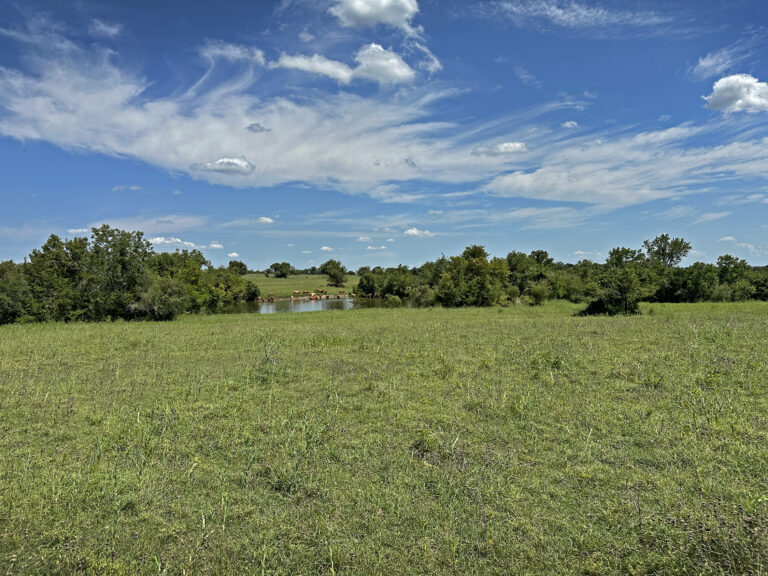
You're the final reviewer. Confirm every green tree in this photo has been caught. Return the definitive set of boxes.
[643,234,691,267]
[228,260,249,275]
[319,259,347,287]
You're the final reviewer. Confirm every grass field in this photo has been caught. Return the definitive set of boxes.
[1,302,767,574]
[244,274,359,298]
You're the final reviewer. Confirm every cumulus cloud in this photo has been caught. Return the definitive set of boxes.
[718,235,765,255]
[561,120,578,128]
[357,235,372,241]
[354,43,416,84]
[258,217,274,224]
[330,0,419,33]
[367,245,388,250]
[149,236,198,249]
[704,74,768,114]
[88,19,122,39]
[227,252,240,258]
[404,227,434,237]
[472,141,527,156]
[208,242,224,249]
[191,156,255,175]
[299,29,315,43]
[272,44,415,85]
[321,245,334,251]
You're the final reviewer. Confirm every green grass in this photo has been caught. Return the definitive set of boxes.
[244,273,359,298]
[1,302,767,574]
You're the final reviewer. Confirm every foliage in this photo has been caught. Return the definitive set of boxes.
[227,260,249,275]
[269,261,293,278]
[319,259,347,287]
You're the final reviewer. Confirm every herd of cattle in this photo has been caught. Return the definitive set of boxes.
[258,289,355,302]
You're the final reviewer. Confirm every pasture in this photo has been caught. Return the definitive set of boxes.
[1,302,767,574]
[244,273,359,298]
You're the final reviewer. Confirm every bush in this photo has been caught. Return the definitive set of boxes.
[410,285,436,307]
[731,279,755,301]
[710,283,732,302]
[383,294,402,308]
[132,276,187,321]
[527,282,549,306]
[507,285,521,301]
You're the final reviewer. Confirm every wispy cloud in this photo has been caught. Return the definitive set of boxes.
[691,38,757,80]
[514,65,541,88]
[693,211,731,224]
[471,1,674,34]
[88,19,122,39]
[67,227,90,235]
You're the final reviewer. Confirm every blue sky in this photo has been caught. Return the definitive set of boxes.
[1,0,767,269]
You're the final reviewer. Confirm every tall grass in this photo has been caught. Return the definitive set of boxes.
[1,302,766,574]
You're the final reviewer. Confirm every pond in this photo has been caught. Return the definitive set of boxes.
[224,297,414,315]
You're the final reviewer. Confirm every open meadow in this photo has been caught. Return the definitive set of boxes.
[1,302,767,574]
[244,274,359,299]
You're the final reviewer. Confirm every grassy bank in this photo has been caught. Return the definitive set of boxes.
[244,273,359,298]
[1,302,767,574]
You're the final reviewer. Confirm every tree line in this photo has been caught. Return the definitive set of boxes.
[2,230,767,325]
[0,226,259,324]
[352,234,767,314]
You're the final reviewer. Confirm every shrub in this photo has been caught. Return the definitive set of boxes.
[383,294,402,308]
[527,282,549,306]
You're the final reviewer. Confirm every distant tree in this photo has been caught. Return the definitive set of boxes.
[269,262,292,279]
[320,259,347,287]
[643,234,691,267]
[717,254,749,286]
[0,260,31,324]
[228,260,249,275]
[606,247,646,267]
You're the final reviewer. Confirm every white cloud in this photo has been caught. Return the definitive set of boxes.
[330,0,419,34]
[514,65,540,88]
[228,252,240,258]
[272,44,415,85]
[718,235,765,256]
[691,40,755,80]
[357,235,372,241]
[258,216,274,224]
[191,156,255,175]
[704,74,768,114]
[271,52,354,83]
[199,39,265,65]
[657,205,694,220]
[367,245,387,250]
[67,228,89,235]
[172,189,182,195]
[208,242,224,249]
[149,236,198,249]
[386,237,395,242]
[321,245,334,251]
[88,19,122,39]
[472,141,527,156]
[354,43,416,84]
[404,227,434,237]
[299,29,315,43]
[694,211,731,224]
[561,120,578,129]
[483,0,673,31]
[301,250,312,254]
[112,185,142,191]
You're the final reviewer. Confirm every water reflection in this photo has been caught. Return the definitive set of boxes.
[224,298,412,315]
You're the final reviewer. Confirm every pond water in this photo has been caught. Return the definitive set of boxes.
[224,298,414,315]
